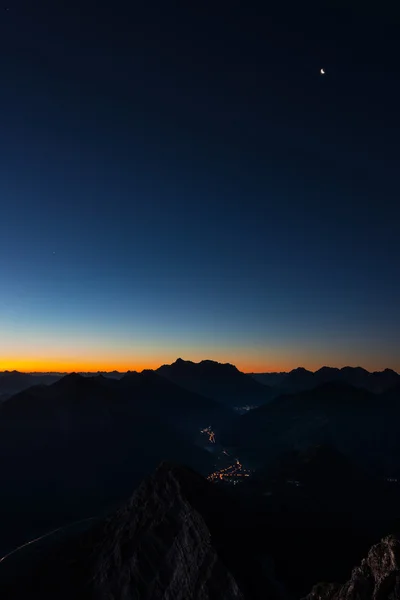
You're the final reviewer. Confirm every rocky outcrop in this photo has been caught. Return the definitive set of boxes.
[90,462,245,599]
[304,535,400,600]
[0,462,245,600]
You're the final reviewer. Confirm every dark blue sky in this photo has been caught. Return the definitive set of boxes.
[0,1,399,371]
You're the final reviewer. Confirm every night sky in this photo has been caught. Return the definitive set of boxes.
[0,2,399,372]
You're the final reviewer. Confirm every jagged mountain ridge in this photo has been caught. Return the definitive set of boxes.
[1,361,398,402]
[0,371,61,394]
[89,462,246,600]
[2,460,400,600]
[1,370,233,431]
[0,463,253,599]
[0,373,228,558]
[0,359,274,408]
[251,366,400,394]
[224,382,400,475]
[157,358,274,408]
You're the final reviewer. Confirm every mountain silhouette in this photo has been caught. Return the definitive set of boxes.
[3,460,400,600]
[0,463,284,600]
[251,366,400,395]
[0,374,220,558]
[1,363,398,401]
[280,367,315,390]
[0,371,61,395]
[157,358,273,408]
[225,382,400,476]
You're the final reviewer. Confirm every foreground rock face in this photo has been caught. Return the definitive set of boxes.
[304,535,400,600]
[0,462,244,600]
[91,462,244,600]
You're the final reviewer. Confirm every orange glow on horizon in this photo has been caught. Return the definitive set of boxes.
[0,356,300,374]
[0,354,397,374]
[0,358,159,374]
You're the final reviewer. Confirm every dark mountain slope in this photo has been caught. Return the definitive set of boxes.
[225,383,400,474]
[0,370,61,394]
[118,369,235,433]
[250,366,400,395]
[367,368,400,393]
[250,372,288,387]
[157,358,273,408]
[0,463,283,600]
[384,383,400,402]
[3,459,400,600]
[0,376,216,558]
[279,367,315,391]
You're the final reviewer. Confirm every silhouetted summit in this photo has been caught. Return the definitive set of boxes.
[265,367,315,393]
[167,358,240,376]
[89,462,246,600]
[52,372,86,388]
[158,358,273,408]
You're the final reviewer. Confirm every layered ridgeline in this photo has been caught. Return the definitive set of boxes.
[2,361,398,406]
[0,371,61,403]
[224,382,400,476]
[0,358,273,408]
[0,371,235,559]
[2,360,400,599]
[251,366,400,395]
[0,357,274,559]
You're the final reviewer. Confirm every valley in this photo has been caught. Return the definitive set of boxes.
[1,358,400,599]
[201,425,253,484]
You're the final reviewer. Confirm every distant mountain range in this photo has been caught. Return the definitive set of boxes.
[2,361,398,402]
[250,365,400,394]
[0,358,271,558]
[0,359,274,408]
[0,371,61,395]
[2,358,400,599]
[224,381,400,477]
[0,370,234,558]
[157,358,273,408]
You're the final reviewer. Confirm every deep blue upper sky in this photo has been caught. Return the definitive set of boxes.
[0,1,399,371]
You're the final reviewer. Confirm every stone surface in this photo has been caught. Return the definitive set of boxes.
[0,462,245,600]
[304,535,400,600]
[90,462,245,600]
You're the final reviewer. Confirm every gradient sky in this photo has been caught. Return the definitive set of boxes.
[0,2,399,373]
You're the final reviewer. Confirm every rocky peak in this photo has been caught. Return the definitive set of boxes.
[0,462,245,599]
[90,462,245,599]
[303,535,400,600]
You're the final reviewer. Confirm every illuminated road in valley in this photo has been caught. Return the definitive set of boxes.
[200,426,216,443]
[200,427,252,484]
[1,430,249,566]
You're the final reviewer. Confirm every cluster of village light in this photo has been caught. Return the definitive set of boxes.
[200,427,252,484]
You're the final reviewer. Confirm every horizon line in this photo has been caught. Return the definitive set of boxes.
[0,359,399,377]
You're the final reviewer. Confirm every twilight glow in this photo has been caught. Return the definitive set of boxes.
[0,5,399,374]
